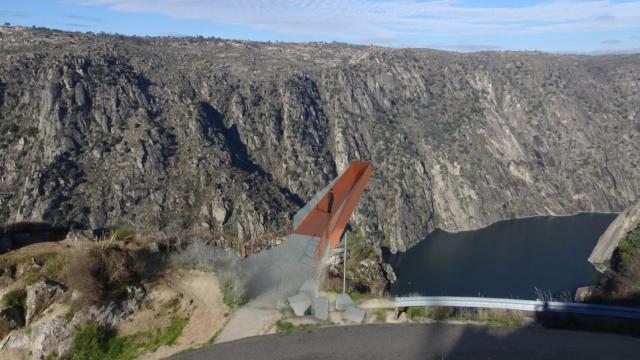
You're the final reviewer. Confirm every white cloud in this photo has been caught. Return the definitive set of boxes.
[66,0,640,43]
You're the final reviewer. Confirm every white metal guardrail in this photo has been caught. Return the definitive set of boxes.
[395,296,640,320]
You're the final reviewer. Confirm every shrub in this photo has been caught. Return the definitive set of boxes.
[222,289,241,308]
[349,291,367,302]
[106,228,135,242]
[218,270,247,307]
[403,306,528,327]
[349,243,376,264]
[407,307,426,320]
[68,321,111,360]
[65,246,144,304]
[67,317,188,360]
[65,248,107,304]
[345,230,376,262]
[371,308,388,323]
[275,320,296,333]
[616,226,640,283]
[425,306,457,320]
[171,238,218,270]
[134,317,188,352]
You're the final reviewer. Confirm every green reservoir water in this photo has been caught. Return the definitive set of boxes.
[385,213,617,299]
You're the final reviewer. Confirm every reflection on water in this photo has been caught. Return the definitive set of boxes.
[385,213,617,300]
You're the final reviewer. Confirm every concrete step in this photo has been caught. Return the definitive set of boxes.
[343,306,367,323]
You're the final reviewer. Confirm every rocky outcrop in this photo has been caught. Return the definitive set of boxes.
[0,306,24,339]
[70,297,141,329]
[1,27,640,252]
[0,330,30,353]
[328,246,391,295]
[122,284,146,315]
[574,286,595,302]
[350,259,388,297]
[24,279,64,324]
[381,263,397,284]
[589,198,640,273]
[30,316,73,359]
[1,283,146,359]
[0,266,15,288]
[1,315,75,360]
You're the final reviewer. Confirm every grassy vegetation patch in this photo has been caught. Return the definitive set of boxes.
[407,306,427,320]
[222,288,244,308]
[68,321,109,360]
[345,230,377,265]
[371,308,389,323]
[68,317,188,360]
[65,245,147,304]
[322,282,343,294]
[34,252,67,284]
[106,228,136,242]
[597,225,640,306]
[1,287,26,310]
[275,320,320,333]
[424,307,458,321]
[0,252,67,285]
[278,307,292,316]
[320,284,369,302]
[403,306,528,328]
[348,291,368,302]
[175,328,222,356]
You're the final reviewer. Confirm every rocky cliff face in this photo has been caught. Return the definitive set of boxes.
[1,27,640,252]
[589,198,640,273]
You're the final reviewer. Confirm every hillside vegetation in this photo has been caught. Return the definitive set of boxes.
[0,233,234,359]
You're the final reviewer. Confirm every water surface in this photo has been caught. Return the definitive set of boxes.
[385,213,617,299]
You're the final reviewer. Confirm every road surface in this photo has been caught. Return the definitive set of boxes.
[170,323,640,360]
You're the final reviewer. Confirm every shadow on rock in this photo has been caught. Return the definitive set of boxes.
[0,222,69,254]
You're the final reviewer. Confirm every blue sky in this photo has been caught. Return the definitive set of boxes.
[1,0,639,53]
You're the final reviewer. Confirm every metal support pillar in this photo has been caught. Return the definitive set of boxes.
[342,233,347,293]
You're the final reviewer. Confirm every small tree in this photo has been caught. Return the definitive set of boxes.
[3,22,11,28]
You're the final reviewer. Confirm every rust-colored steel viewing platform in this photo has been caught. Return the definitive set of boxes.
[292,160,372,260]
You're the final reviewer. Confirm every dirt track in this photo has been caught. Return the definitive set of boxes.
[139,270,229,359]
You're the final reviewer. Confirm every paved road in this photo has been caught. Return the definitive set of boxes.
[170,323,640,360]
